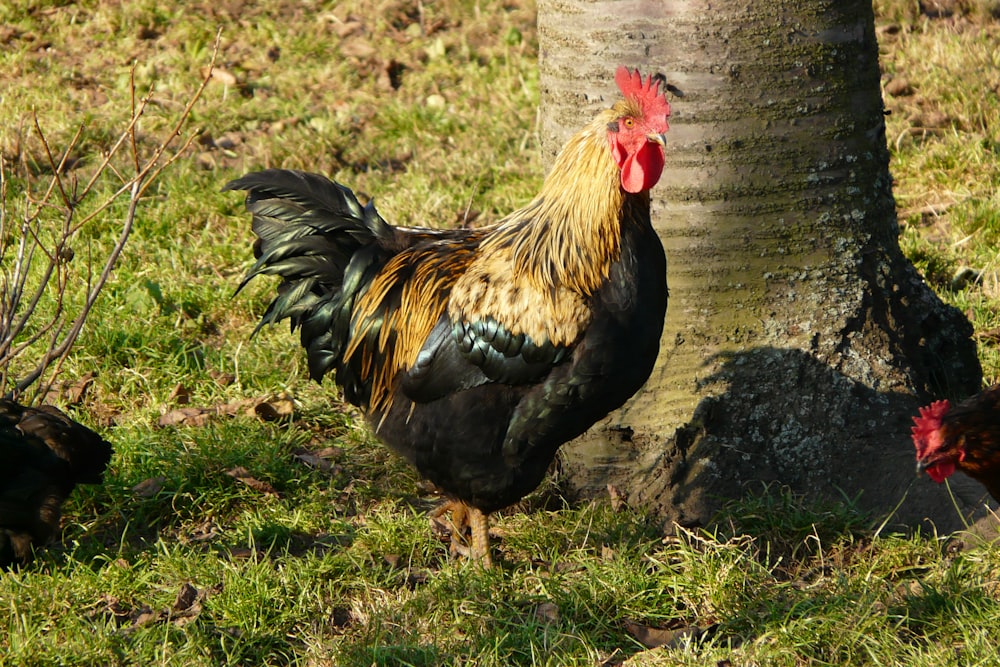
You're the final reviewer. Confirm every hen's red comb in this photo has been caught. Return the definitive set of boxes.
[911,399,950,457]
[615,67,671,119]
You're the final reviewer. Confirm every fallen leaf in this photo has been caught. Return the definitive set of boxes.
[66,372,96,405]
[225,466,278,496]
[173,583,199,612]
[333,19,364,38]
[228,546,259,560]
[194,151,217,170]
[158,406,211,427]
[340,37,376,60]
[88,594,132,625]
[267,116,301,134]
[884,77,913,97]
[131,605,161,627]
[43,371,95,405]
[222,399,256,416]
[624,620,705,649]
[406,569,430,589]
[169,583,203,626]
[132,476,166,498]
[314,446,342,459]
[208,370,236,386]
[214,132,243,150]
[294,452,333,472]
[182,520,220,543]
[607,483,626,511]
[254,397,294,421]
[208,67,238,86]
[535,601,560,624]
[169,383,191,404]
[156,398,261,427]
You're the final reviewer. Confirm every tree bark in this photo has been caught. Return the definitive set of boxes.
[538,0,989,532]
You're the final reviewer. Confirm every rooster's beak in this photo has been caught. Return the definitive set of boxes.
[647,132,667,147]
[916,459,928,475]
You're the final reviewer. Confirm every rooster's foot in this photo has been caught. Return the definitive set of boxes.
[429,500,493,568]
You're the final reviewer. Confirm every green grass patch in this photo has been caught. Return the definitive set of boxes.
[3,0,1000,665]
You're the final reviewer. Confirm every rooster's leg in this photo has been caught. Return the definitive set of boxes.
[467,506,492,569]
[430,499,470,557]
[429,500,492,567]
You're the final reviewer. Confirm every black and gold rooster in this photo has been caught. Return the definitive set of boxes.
[227,67,671,566]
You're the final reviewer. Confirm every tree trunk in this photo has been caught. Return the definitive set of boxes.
[538,0,989,532]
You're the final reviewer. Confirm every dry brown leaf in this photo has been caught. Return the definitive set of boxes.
[95,584,214,631]
[66,371,95,405]
[254,397,294,421]
[340,37,376,60]
[333,19,365,38]
[294,452,334,472]
[132,476,166,498]
[182,520,220,543]
[173,583,198,612]
[208,369,236,386]
[158,406,211,427]
[314,446,342,459]
[607,483,626,511]
[208,67,237,86]
[535,601,560,624]
[43,371,95,405]
[228,546,259,559]
[623,620,704,649]
[131,605,160,627]
[87,594,132,625]
[168,383,191,404]
[157,398,259,427]
[220,399,255,416]
[225,466,278,496]
[168,583,203,626]
[884,77,913,97]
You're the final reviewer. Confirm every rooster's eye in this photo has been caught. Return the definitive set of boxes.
[622,118,635,129]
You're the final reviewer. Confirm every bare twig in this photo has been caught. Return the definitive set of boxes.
[0,29,223,402]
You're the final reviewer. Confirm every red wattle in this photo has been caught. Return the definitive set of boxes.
[925,460,956,483]
[621,141,665,193]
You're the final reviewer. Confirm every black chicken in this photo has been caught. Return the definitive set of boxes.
[0,399,112,568]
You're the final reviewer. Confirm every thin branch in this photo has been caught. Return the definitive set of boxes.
[1,29,223,402]
[17,179,143,399]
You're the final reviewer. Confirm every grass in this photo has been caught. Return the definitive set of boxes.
[2,0,1000,665]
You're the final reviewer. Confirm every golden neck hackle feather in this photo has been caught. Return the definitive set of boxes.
[348,100,640,415]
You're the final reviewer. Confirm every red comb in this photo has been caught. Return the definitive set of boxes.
[614,67,671,119]
[911,399,950,458]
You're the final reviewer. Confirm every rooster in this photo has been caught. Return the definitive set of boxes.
[226,67,670,566]
[0,399,113,568]
[912,385,1000,502]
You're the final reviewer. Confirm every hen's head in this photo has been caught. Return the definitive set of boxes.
[608,67,671,194]
[912,399,961,482]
